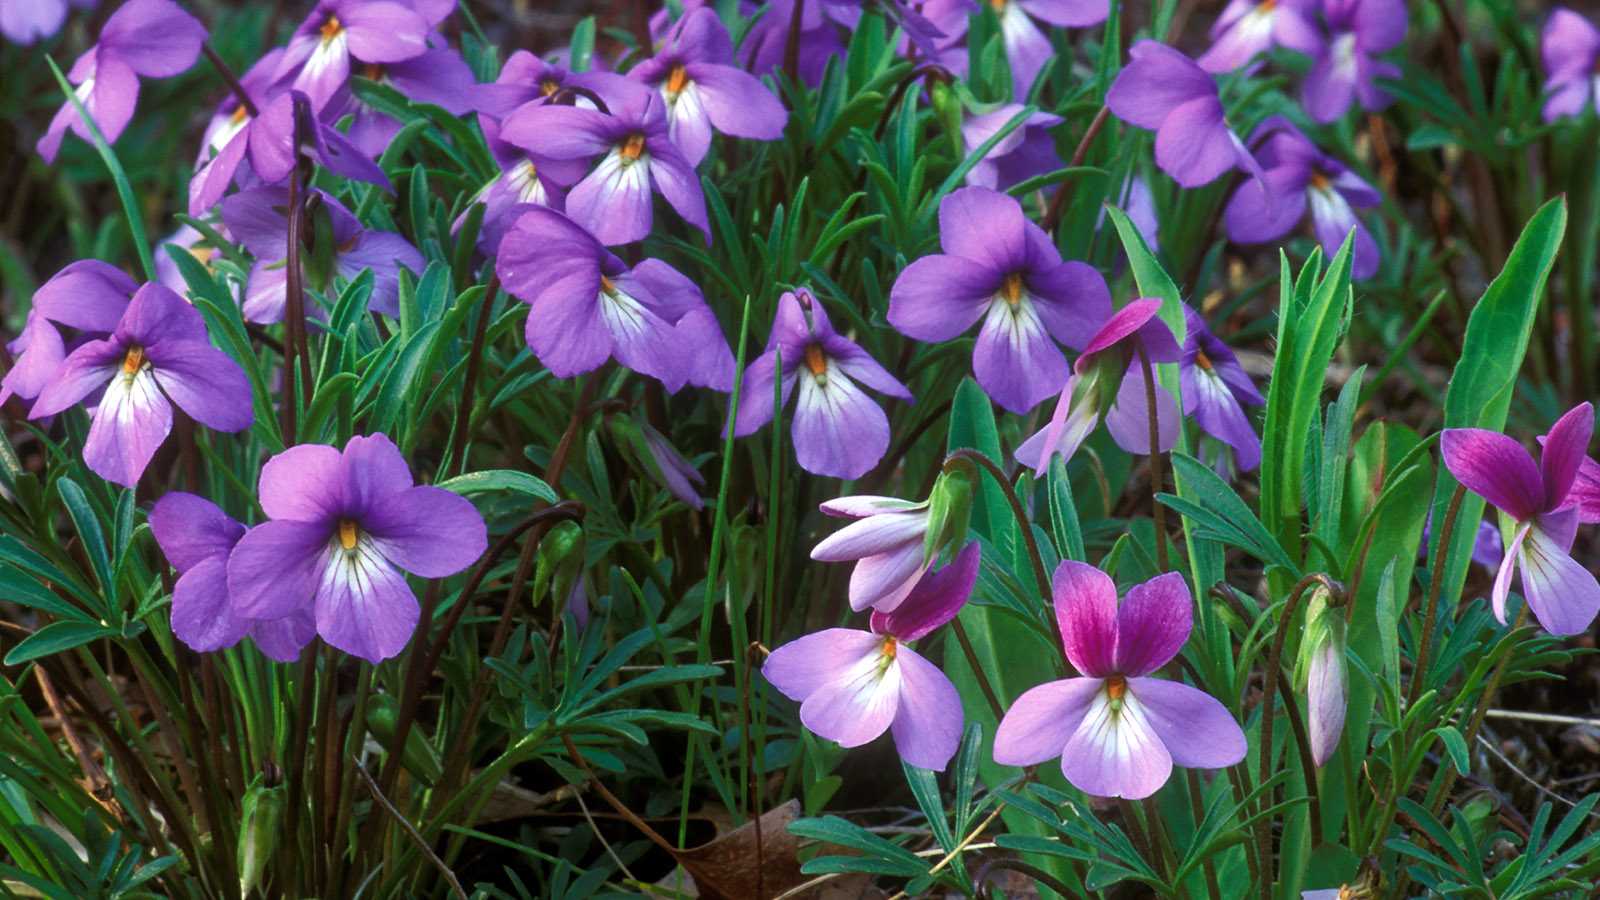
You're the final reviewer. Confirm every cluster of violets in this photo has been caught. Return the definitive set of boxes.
[7,0,1600,803]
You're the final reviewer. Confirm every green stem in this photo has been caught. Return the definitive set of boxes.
[1407,483,1467,710]
[945,448,1051,605]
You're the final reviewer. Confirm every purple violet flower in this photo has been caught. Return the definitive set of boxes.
[494,207,693,389]
[37,0,207,163]
[332,49,476,157]
[734,288,913,480]
[987,0,1109,98]
[1106,40,1267,189]
[629,8,788,166]
[1440,403,1600,635]
[221,185,423,321]
[1,260,135,408]
[812,495,933,612]
[1298,0,1406,123]
[189,89,390,217]
[962,104,1064,191]
[1179,305,1264,471]
[269,0,431,112]
[1197,0,1320,74]
[1,0,93,44]
[1541,9,1600,122]
[149,492,316,661]
[196,47,285,168]
[500,77,710,246]
[992,562,1247,798]
[889,187,1109,414]
[225,433,488,663]
[29,283,254,488]
[763,542,979,771]
[1015,298,1182,473]
[739,0,845,88]
[1224,117,1382,279]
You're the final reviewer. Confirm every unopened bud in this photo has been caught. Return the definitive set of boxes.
[366,693,442,785]
[536,520,586,611]
[1298,586,1347,767]
[238,776,284,897]
[924,466,973,564]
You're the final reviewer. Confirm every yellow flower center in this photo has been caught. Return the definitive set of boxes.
[541,78,560,96]
[600,275,616,295]
[122,346,146,374]
[338,518,359,550]
[620,133,647,160]
[1000,272,1024,306]
[667,63,690,95]
[230,104,249,124]
[319,14,342,42]
[1309,169,1333,191]
[1106,673,1127,700]
[803,343,828,376]
[1196,348,1213,371]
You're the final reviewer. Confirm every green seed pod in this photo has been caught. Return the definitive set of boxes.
[365,692,442,785]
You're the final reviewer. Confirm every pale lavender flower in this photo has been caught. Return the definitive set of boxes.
[962,104,1063,190]
[993,563,1246,798]
[37,0,207,162]
[1441,403,1600,635]
[333,48,476,157]
[987,0,1108,97]
[225,433,488,663]
[1,260,135,408]
[29,283,253,487]
[1541,9,1600,122]
[0,0,93,44]
[763,543,979,771]
[733,288,912,480]
[1298,0,1406,123]
[889,187,1109,414]
[1197,0,1320,74]
[270,0,431,112]
[812,496,931,613]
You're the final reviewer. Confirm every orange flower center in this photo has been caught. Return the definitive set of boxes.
[803,343,828,376]
[1196,348,1213,371]
[621,133,647,160]
[540,78,560,96]
[231,104,249,124]
[319,14,343,42]
[600,275,616,295]
[1000,272,1024,305]
[1261,0,1277,10]
[667,63,690,95]
[1309,169,1332,191]
[338,518,359,550]
[881,637,898,658]
[363,62,383,81]
[1106,673,1127,700]
[122,346,146,374]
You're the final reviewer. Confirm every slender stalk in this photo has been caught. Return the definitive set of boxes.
[782,0,806,85]
[951,618,1006,721]
[1275,671,1323,846]
[448,275,498,476]
[280,163,303,447]
[1407,483,1467,710]
[1117,797,1157,873]
[201,42,259,118]
[1186,769,1223,900]
[1136,342,1170,570]
[353,759,469,900]
[1430,603,1531,820]
[1041,105,1110,236]
[945,448,1052,605]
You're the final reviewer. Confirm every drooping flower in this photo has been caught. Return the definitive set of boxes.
[220,185,423,321]
[810,469,973,613]
[1179,305,1264,471]
[494,207,691,389]
[149,492,316,661]
[733,288,912,480]
[628,7,788,166]
[889,187,1109,414]
[1,260,135,408]
[993,562,1247,798]
[225,433,488,663]
[763,542,979,771]
[37,0,207,162]
[1540,9,1600,122]
[961,104,1064,191]
[1297,0,1407,123]
[269,0,431,112]
[29,283,253,487]
[1223,117,1382,279]
[1197,0,1320,74]
[1015,298,1182,473]
[629,257,735,392]
[500,77,710,245]
[606,412,708,510]
[189,89,390,217]
[1106,40,1267,188]
[1440,403,1600,636]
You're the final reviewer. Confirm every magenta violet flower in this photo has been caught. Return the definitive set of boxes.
[269,0,431,112]
[628,7,788,166]
[225,433,488,664]
[494,207,693,389]
[733,288,913,480]
[29,282,253,488]
[1106,40,1267,189]
[1440,403,1600,636]
[763,542,979,771]
[37,0,207,163]
[1298,0,1406,123]
[2,260,135,408]
[1180,305,1264,471]
[889,187,1109,415]
[500,77,710,246]
[1197,0,1320,74]
[962,104,1064,191]
[1224,117,1382,279]
[1541,9,1600,122]
[221,185,423,321]
[149,492,316,662]
[992,562,1247,798]
[189,89,390,217]
[1015,298,1182,473]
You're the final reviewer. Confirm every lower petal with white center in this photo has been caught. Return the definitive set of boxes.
[798,637,903,749]
[314,537,421,664]
[84,366,173,488]
[1059,684,1174,799]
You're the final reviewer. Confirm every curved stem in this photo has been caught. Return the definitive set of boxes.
[950,617,1006,721]
[1407,483,1467,710]
[945,448,1051,605]
[1041,105,1109,236]
[1136,341,1170,571]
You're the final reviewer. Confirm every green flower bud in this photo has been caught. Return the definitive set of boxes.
[924,465,974,564]
[238,773,284,897]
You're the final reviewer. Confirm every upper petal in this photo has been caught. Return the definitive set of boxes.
[1052,560,1119,677]
[1440,428,1544,521]
[1112,572,1193,675]
[1106,40,1216,130]
[873,542,981,642]
[149,491,245,573]
[259,443,345,522]
[1540,402,1595,510]
[936,186,1029,275]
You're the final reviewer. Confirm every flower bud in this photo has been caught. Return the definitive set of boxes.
[536,520,585,612]
[238,774,284,897]
[923,465,973,564]
[1297,585,1347,767]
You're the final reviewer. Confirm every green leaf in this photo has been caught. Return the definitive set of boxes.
[57,479,112,602]
[4,621,119,665]
[1160,453,1296,574]
[436,469,559,502]
[1429,725,1471,775]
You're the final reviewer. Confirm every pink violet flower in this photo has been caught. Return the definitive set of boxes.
[37,0,207,163]
[628,7,789,167]
[225,433,488,664]
[733,288,913,481]
[29,282,253,488]
[149,492,317,662]
[762,542,980,771]
[888,187,1110,415]
[993,562,1246,798]
[811,494,939,613]
[1440,403,1600,636]
[1541,8,1600,122]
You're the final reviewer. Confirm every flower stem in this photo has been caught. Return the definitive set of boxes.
[951,616,1006,721]
[782,0,806,86]
[1041,105,1109,236]
[944,448,1051,605]
[1136,341,1170,571]
[1406,483,1467,710]
[200,42,258,118]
